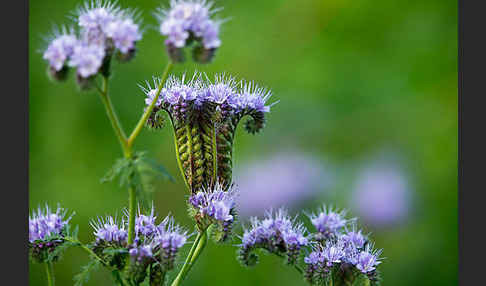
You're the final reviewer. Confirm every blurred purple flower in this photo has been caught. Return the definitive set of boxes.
[351,161,412,228]
[234,152,332,218]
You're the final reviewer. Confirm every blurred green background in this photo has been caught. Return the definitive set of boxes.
[29,0,457,285]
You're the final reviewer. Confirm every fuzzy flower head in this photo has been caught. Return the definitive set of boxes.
[156,0,223,63]
[309,206,350,239]
[29,204,74,263]
[43,28,78,72]
[189,183,237,222]
[322,240,346,267]
[42,0,143,84]
[105,17,142,54]
[238,208,308,266]
[154,216,188,270]
[134,205,158,238]
[355,245,382,274]
[340,228,367,250]
[129,243,154,262]
[143,73,275,134]
[69,43,106,78]
[77,0,121,46]
[90,215,128,245]
[29,204,72,242]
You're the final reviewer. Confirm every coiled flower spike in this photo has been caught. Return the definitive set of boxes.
[142,72,275,193]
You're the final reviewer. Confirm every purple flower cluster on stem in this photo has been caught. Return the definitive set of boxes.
[143,73,274,133]
[43,0,142,83]
[309,206,350,241]
[156,0,222,63]
[29,204,74,263]
[238,208,308,266]
[304,206,382,285]
[188,183,237,242]
[90,206,188,279]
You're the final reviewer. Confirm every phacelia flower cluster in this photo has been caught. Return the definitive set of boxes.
[29,204,74,263]
[188,183,237,242]
[90,206,188,285]
[156,0,223,63]
[238,208,309,266]
[143,73,274,192]
[309,206,351,241]
[144,73,273,132]
[43,0,142,87]
[304,206,382,285]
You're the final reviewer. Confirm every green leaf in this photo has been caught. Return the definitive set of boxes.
[74,259,101,286]
[136,155,175,182]
[47,240,78,262]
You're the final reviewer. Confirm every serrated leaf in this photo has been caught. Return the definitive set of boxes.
[137,156,175,182]
[47,240,77,262]
[74,259,101,286]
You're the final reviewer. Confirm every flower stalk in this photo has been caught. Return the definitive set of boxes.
[170,230,208,286]
[95,61,173,249]
[45,262,55,286]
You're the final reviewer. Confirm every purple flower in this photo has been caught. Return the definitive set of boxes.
[238,81,273,113]
[129,244,154,262]
[154,216,188,270]
[355,246,382,273]
[43,31,78,71]
[238,208,308,266]
[234,152,330,217]
[156,0,222,49]
[77,1,142,53]
[160,17,189,48]
[351,161,412,228]
[340,229,366,249]
[309,206,350,238]
[78,1,119,30]
[205,74,237,104]
[304,251,324,265]
[322,241,346,267]
[189,184,237,223]
[90,216,127,244]
[77,1,120,46]
[134,206,158,237]
[69,43,105,78]
[201,20,221,48]
[105,18,142,53]
[29,204,72,242]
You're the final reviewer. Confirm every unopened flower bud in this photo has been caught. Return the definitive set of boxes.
[192,45,216,64]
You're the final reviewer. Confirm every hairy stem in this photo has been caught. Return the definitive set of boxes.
[98,76,130,157]
[45,261,55,286]
[128,61,173,147]
[170,230,208,286]
[64,237,110,268]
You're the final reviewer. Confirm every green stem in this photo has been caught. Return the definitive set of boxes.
[127,61,173,147]
[64,237,110,268]
[98,76,130,157]
[170,230,208,286]
[45,262,55,286]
